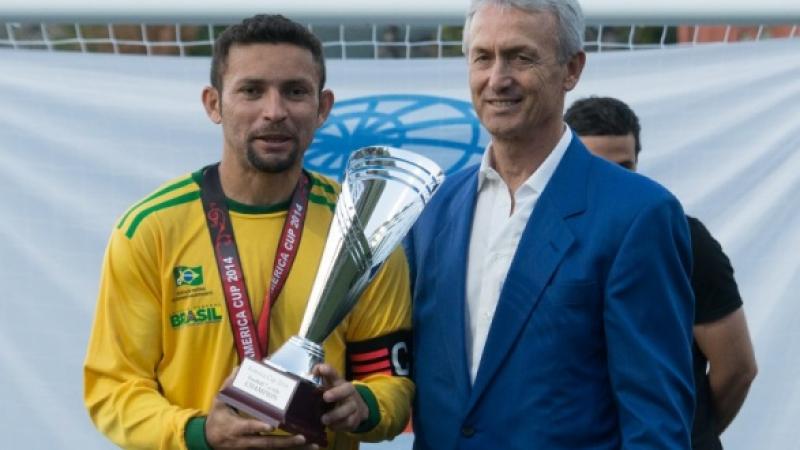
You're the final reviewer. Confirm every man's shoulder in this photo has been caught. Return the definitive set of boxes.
[446,164,480,183]
[416,164,477,218]
[687,219,743,322]
[114,170,202,240]
[306,171,341,193]
[305,170,340,213]
[686,216,728,258]
[558,138,678,213]
[587,154,680,215]
[430,164,478,201]
[404,165,477,248]
[686,215,710,240]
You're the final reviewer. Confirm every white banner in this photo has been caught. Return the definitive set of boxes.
[1,38,798,449]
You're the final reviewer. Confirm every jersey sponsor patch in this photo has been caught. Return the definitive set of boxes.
[346,329,412,380]
[170,305,223,328]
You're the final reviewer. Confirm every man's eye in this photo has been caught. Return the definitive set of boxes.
[514,54,534,64]
[240,86,260,97]
[286,86,311,98]
[471,54,491,66]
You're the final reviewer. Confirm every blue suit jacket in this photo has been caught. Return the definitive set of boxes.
[405,136,695,450]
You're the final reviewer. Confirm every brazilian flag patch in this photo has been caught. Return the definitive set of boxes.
[174,266,204,286]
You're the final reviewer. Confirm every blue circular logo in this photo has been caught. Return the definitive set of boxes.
[307,94,488,178]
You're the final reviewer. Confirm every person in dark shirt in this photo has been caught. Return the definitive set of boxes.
[565,96,758,450]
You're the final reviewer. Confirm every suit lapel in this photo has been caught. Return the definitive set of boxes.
[466,138,590,410]
[430,170,479,399]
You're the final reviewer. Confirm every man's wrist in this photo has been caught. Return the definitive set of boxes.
[185,416,213,450]
[352,384,381,433]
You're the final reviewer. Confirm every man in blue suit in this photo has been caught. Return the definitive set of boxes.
[404,1,696,449]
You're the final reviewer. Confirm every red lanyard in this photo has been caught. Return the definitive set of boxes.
[200,164,309,361]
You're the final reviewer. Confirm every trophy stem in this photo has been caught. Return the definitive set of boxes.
[268,336,325,384]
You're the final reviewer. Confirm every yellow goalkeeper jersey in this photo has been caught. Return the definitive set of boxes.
[84,168,413,450]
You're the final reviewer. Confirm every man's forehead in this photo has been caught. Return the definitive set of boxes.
[227,42,314,62]
[224,43,319,82]
[468,6,558,48]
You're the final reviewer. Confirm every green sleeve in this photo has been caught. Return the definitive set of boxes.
[185,417,212,450]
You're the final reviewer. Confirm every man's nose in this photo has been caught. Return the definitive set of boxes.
[261,89,288,122]
[487,60,513,92]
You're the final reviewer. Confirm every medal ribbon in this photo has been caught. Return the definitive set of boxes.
[200,163,309,361]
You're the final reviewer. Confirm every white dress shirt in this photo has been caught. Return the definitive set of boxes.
[465,127,572,383]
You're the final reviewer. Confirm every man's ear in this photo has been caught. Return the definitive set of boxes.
[316,89,335,127]
[563,50,586,92]
[202,86,222,124]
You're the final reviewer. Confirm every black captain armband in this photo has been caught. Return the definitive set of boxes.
[346,329,412,380]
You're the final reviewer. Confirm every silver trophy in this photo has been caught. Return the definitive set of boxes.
[219,146,444,445]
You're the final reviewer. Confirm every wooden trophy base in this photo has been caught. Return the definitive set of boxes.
[218,358,329,447]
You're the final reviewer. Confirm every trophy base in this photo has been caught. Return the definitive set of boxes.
[219,358,330,447]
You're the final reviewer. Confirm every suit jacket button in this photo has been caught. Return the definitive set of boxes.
[461,426,476,437]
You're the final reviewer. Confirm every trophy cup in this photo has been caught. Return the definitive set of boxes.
[218,146,444,446]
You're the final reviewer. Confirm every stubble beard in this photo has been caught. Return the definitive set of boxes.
[245,139,300,174]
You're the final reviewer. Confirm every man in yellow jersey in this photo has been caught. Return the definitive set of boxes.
[84,14,413,450]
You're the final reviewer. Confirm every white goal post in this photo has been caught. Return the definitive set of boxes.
[1,0,798,57]
[1,0,800,24]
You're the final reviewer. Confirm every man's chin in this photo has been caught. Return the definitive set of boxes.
[246,149,298,174]
[485,126,526,142]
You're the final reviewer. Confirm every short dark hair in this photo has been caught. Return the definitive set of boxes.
[564,96,641,155]
[210,14,326,91]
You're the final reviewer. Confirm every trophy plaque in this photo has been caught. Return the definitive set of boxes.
[219,146,444,446]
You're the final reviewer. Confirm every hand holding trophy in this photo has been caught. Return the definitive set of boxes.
[218,146,444,446]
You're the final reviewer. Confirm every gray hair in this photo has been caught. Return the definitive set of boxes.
[462,0,585,63]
